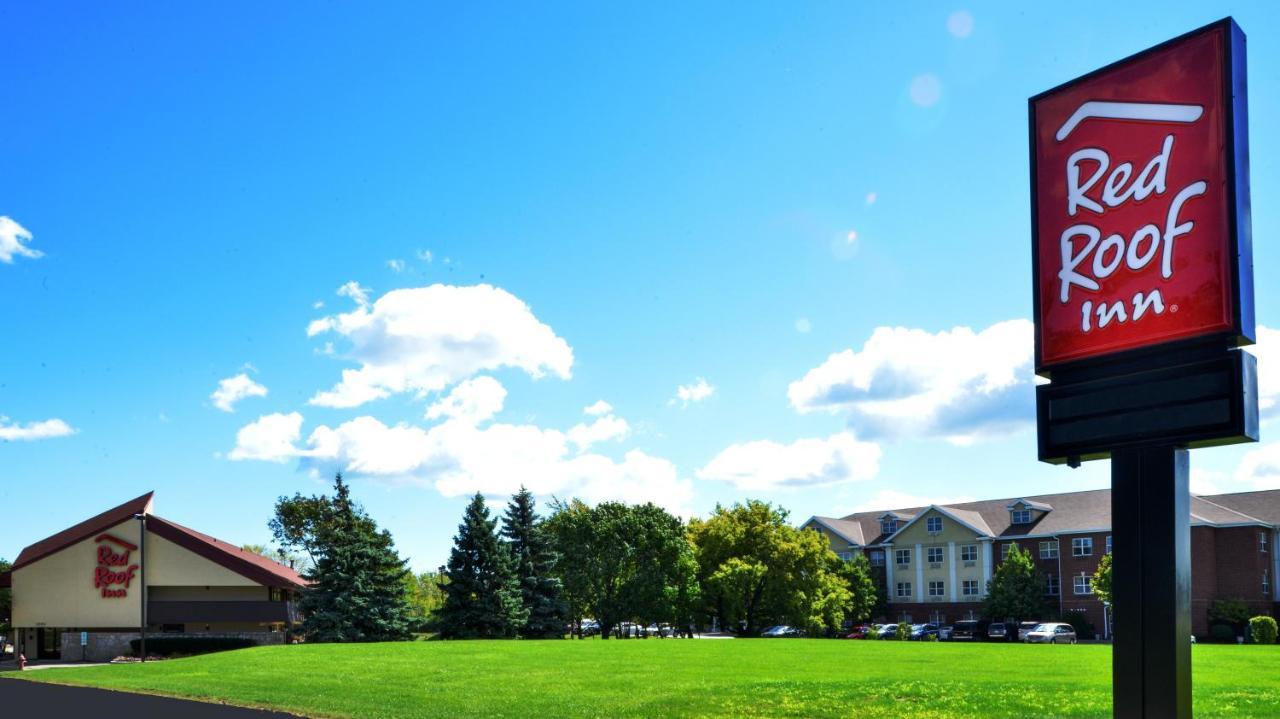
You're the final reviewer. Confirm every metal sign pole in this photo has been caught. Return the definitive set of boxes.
[1110,446,1191,719]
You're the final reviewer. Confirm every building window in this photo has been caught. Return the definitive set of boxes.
[896,548,912,567]
[926,516,943,533]
[927,546,944,564]
[882,519,898,536]
[1040,540,1059,559]
[270,587,285,602]
[960,544,978,562]
[1012,508,1032,524]
[899,613,913,623]
[1074,573,1094,595]
[1001,543,1015,561]
[868,550,885,567]
[896,582,913,598]
[962,579,979,596]
[930,611,944,624]
[963,610,978,621]
[1265,571,1271,599]
[837,551,853,561]
[928,581,945,597]
[1262,532,1270,554]
[1106,535,1112,554]
[1072,537,1093,557]
[1046,574,1060,596]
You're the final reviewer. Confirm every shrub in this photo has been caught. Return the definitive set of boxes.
[1249,616,1278,645]
[895,621,911,641]
[1209,624,1237,643]
[1208,599,1251,633]
[923,633,939,642]
[129,637,258,657]
[1059,612,1096,640]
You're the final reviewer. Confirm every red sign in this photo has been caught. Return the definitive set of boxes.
[1031,20,1253,371]
[93,533,139,599]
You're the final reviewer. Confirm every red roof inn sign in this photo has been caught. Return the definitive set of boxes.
[93,533,139,598]
[1031,19,1258,466]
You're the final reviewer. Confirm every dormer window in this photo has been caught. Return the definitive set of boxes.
[926,516,943,533]
[882,518,898,535]
[1012,508,1032,524]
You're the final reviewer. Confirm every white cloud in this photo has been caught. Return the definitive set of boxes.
[697,432,882,491]
[1235,443,1280,489]
[336,281,372,308]
[865,192,878,205]
[0,216,42,264]
[795,318,812,334]
[851,489,977,513]
[567,414,630,451]
[788,319,1033,444]
[417,249,434,263]
[232,412,691,513]
[1190,468,1225,495]
[947,10,974,38]
[313,300,325,310]
[672,378,715,407]
[228,412,303,462]
[909,74,942,107]
[583,400,613,416]
[0,417,76,441]
[387,259,406,273]
[210,373,269,412]
[425,376,507,425]
[1246,325,1279,418]
[307,283,573,409]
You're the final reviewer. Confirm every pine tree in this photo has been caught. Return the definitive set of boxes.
[298,474,415,642]
[438,493,527,638]
[501,487,567,638]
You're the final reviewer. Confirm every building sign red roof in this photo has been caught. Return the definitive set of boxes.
[1030,20,1253,371]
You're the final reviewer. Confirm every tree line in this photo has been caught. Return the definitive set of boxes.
[272,475,881,641]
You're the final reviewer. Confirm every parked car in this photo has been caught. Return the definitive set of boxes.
[986,622,1010,641]
[950,619,990,640]
[877,623,901,639]
[939,625,954,641]
[1024,622,1078,644]
[761,625,804,638]
[844,624,873,639]
[910,623,940,640]
[1018,621,1043,641]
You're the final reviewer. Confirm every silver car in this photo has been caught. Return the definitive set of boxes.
[1024,622,1077,644]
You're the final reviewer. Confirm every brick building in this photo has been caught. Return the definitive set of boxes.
[803,488,1279,638]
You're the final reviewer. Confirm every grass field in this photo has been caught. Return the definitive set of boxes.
[9,640,1280,718]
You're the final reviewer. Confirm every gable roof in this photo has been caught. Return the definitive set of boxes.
[1008,498,1053,512]
[832,487,1280,541]
[12,492,154,570]
[804,516,865,546]
[6,492,305,590]
[884,504,995,542]
[147,515,306,589]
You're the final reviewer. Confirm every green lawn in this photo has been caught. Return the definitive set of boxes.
[9,640,1280,718]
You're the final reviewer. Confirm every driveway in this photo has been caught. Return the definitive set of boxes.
[0,679,301,717]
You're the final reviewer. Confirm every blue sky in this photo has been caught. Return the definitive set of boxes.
[3,2,1279,572]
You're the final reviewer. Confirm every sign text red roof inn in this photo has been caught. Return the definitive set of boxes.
[1030,19,1254,373]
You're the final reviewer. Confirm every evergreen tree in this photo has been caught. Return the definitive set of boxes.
[501,487,567,638]
[298,474,415,642]
[984,545,1047,628]
[438,493,527,638]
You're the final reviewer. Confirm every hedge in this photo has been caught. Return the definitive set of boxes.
[1209,624,1237,643]
[1250,616,1278,645]
[129,636,258,657]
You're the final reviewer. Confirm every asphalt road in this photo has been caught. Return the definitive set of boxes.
[0,679,302,717]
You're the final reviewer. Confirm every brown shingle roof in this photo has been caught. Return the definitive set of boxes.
[147,515,306,589]
[12,492,154,570]
[7,492,305,590]
[831,487,1280,542]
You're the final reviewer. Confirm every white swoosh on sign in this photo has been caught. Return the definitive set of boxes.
[1055,101,1203,141]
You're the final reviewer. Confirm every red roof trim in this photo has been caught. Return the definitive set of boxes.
[13,492,153,570]
[146,515,306,590]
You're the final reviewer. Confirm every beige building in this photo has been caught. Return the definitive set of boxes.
[1,492,305,661]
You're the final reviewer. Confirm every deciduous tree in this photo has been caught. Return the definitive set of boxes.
[984,545,1046,627]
